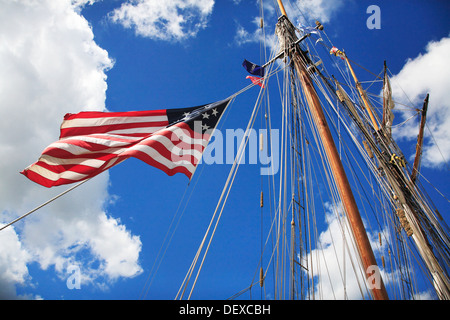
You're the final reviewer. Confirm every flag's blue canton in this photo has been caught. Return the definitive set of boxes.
[242,59,265,77]
[167,99,230,134]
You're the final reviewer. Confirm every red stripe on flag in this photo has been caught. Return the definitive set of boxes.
[63,109,167,120]
[60,121,169,138]
[119,122,209,177]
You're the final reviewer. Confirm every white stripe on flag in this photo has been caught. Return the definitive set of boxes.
[128,144,197,174]
[39,154,106,168]
[61,115,168,129]
[27,164,89,182]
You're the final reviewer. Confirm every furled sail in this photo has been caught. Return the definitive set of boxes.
[382,65,395,138]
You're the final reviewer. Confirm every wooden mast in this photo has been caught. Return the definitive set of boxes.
[345,56,380,131]
[276,0,287,16]
[411,94,429,183]
[275,1,389,300]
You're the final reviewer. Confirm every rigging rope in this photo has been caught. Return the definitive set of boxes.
[176,76,271,299]
[0,178,91,232]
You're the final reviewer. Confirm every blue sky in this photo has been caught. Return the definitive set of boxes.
[0,0,449,300]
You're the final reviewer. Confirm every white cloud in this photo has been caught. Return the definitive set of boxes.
[109,0,215,41]
[414,289,435,300]
[390,36,450,167]
[234,17,266,46]
[233,0,343,47]
[0,224,33,299]
[305,202,388,299]
[0,0,142,298]
[284,0,344,25]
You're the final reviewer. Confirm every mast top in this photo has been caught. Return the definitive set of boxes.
[276,0,288,17]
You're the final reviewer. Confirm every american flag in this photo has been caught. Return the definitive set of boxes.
[21,99,232,187]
